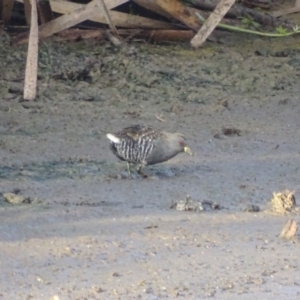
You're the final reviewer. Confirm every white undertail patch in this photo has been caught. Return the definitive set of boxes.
[106,133,121,144]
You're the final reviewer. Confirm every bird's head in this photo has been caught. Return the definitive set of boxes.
[170,133,193,156]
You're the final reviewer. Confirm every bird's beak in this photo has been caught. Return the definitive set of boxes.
[184,146,193,156]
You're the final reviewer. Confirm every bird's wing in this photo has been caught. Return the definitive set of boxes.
[118,125,157,141]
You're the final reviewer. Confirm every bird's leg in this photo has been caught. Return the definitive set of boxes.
[127,162,132,178]
[136,164,148,178]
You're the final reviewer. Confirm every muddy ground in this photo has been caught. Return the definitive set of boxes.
[0,29,300,299]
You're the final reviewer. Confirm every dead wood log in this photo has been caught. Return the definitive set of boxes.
[15,0,176,35]
[23,0,38,101]
[12,0,129,44]
[46,0,176,29]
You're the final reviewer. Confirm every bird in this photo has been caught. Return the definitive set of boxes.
[106,124,192,178]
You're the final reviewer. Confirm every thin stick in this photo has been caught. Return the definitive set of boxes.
[191,0,235,48]
[98,0,119,38]
[23,0,38,101]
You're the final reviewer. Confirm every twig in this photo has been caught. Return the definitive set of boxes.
[156,115,166,122]
[23,0,38,101]
[13,0,128,45]
[98,0,120,38]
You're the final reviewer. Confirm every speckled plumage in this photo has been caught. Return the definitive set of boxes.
[106,124,192,178]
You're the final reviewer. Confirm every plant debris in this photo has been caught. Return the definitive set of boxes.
[1,189,41,205]
[270,190,297,214]
[171,195,222,213]
[279,219,298,240]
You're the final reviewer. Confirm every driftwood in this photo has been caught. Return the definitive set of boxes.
[15,0,176,30]
[191,0,235,48]
[23,0,38,101]
[13,0,130,44]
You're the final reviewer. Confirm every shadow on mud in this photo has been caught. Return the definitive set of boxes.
[0,160,109,181]
[0,160,212,181]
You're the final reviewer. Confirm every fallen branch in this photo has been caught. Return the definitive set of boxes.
[191,0,235,48]
[13,0,176,45]
[98,0,119,38]
[23,0,38,101]
[13,0,128,44]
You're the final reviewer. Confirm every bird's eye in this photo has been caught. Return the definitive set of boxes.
[179,140,185,146]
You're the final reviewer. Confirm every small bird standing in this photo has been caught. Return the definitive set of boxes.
[106,124,192,178]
